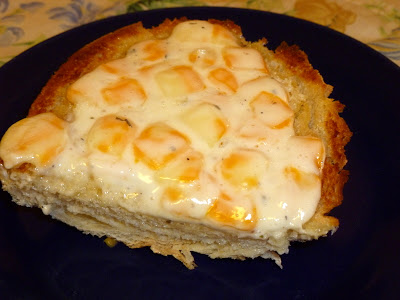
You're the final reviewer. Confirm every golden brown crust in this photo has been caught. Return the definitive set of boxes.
[28,18,186,119]
[258,41,352,234]
[2,18,352,267]
[28,18,247,121]
[275,42,329,89]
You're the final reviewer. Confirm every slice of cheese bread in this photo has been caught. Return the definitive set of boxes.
[0,18,351,269]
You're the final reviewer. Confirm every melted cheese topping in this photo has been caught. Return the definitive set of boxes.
[0,21,325,238]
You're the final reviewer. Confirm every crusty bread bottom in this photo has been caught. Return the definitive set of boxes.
[1,167,300,269]
[1,163,344,269]
[0,18,351,269]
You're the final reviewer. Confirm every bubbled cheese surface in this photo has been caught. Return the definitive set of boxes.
[0,21,325,238]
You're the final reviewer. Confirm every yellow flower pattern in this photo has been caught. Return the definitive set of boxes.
[293,0,356,32]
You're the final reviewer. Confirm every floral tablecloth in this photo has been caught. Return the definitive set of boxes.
[0,0,399,67]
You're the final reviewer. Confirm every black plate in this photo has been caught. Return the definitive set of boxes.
[1,7,400,299]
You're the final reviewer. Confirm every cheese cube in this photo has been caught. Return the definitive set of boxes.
[87,114,136,157]
[0,112,67,168]
[155,66,205,97]
[206,193,257,231]
[181,102,228,147]
[102,78,147,106]
[134,123,190,170]
[250,91,294,129]
[157,149,203,182]
[220,149,268,189]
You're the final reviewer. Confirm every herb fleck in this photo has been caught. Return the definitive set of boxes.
[116,117,132,127]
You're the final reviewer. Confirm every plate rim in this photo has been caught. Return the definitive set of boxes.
[1,6,400,299]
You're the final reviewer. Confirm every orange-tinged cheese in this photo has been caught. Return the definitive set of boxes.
[240,76,289,104]
[134,123,190,170]
[181,102,228,147]
[169,20,238,46]
[67,69,118,105]
[212,24,238,46]
[0,112,67,168]
[67,86,85,104]
[206,193,257,231]
[157,149,203,182]
[141,40,167,61]
[160,184,212,219]
[250,91,294,129]
[163,185,185,205]
[188,48,217,68]
[221,149,268,189]
[223,47,268,72]
[128,39,167,61]
[102,78,147,106]
[208,68,238,93]
[87,114,136,157]
[155,65,205,97]
[101,63,121,75]
[160,186,189,217]
[284,166,320,189]
[0,20,329,238]
[288,136,326,172]
[238,118,270,140]
[101,58,136,76]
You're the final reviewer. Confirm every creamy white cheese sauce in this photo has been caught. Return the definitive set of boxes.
[0,21,325,238]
